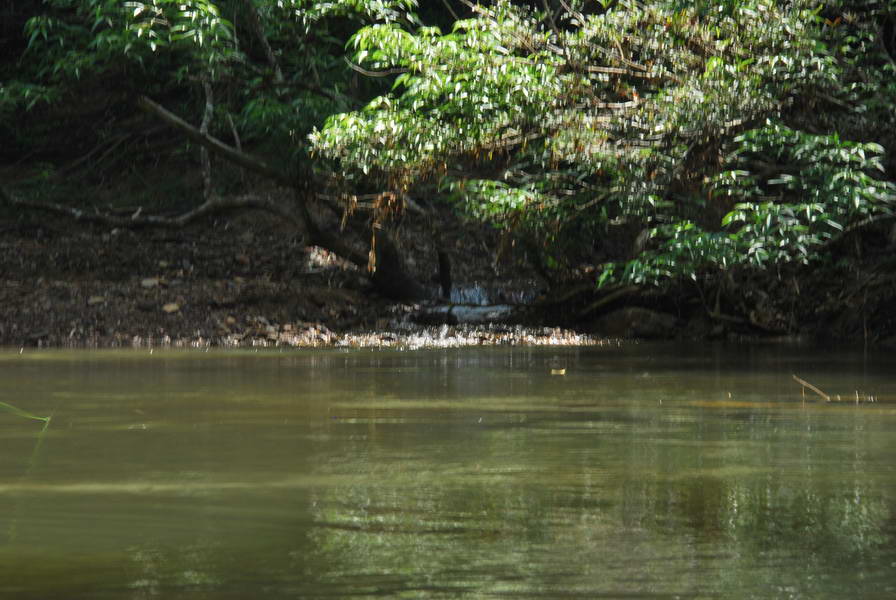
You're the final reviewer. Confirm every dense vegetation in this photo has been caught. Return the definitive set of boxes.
[2,1,896,339]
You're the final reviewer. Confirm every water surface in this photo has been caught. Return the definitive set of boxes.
[1,344,894,598]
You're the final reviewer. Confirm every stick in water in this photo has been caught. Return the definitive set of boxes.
[792,375,831,402]
[0,401,52,429]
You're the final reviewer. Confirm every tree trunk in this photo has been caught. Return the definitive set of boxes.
[371,228,429,302]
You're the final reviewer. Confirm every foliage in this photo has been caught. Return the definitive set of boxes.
[313,0,896,284]
[620,121,896,284]
[1,0,419,157]
[4,0,896,290]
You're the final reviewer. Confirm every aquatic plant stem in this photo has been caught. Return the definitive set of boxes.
[0,400,51,425]
[3,403,53,543]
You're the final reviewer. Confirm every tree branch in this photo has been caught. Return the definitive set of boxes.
[440,0,460,21]
[344,58,408,78]
[5,94,383,275]
[136,95,294,187]
[542,0,563,48]
[199,78,214,201]
[241,0,284,85]
[824,212,896,248]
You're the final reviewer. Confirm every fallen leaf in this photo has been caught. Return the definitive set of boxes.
[162,302,180,313]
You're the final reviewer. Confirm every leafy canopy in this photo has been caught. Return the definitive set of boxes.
[313,0,896,284]
[2,0,419,150]
[4,0,894,287]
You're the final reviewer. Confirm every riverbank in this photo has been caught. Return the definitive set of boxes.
[1,208,601,349]
[4,204,896,349]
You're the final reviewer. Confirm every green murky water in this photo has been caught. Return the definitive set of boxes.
[1,344,895,598]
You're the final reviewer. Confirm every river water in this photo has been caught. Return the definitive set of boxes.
[0,344,894,598]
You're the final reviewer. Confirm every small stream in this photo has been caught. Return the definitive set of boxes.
[1,344,895,598]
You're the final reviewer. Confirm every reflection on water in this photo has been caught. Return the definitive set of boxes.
[1,344,895,598]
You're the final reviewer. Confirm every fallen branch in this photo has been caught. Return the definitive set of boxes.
[2,181,375,273]
[1,185,302,230]
[4,96,384,274]
[792,374,831,402]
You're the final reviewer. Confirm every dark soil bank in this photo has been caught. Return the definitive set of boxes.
[3,206,896,349]
[0,209,599,348]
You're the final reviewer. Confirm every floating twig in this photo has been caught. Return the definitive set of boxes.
[792,374,831,402]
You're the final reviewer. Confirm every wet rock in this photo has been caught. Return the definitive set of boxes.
[589,307,677,339]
